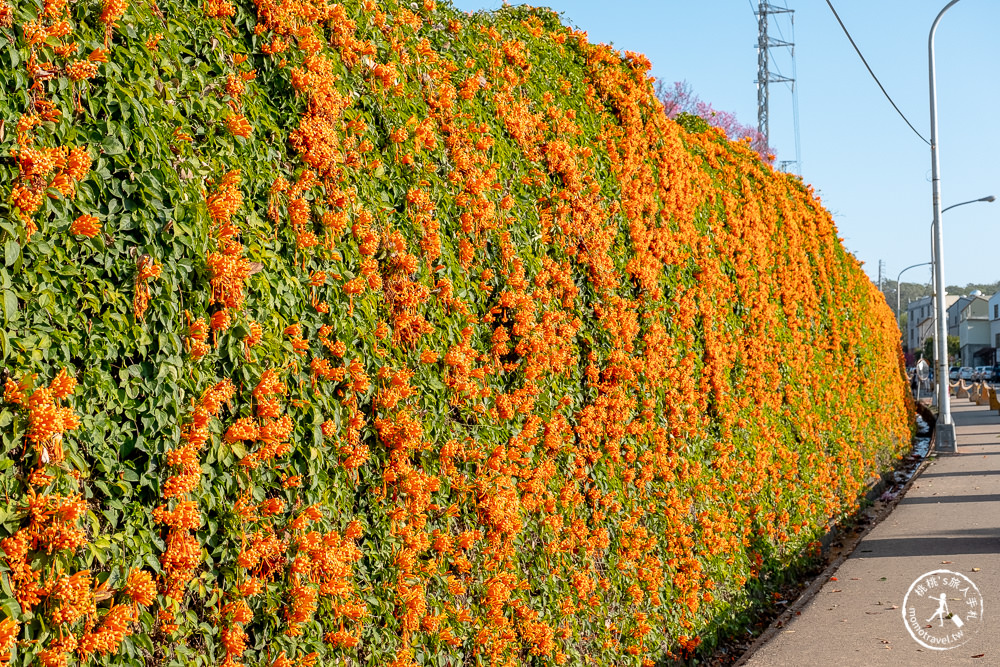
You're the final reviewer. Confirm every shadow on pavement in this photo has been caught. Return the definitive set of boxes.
[898,493,1000,504]
[853,533,1000,558]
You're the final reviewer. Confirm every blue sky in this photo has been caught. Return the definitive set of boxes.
[449,0,1000,290]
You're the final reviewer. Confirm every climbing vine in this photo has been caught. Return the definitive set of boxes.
[0,1,912,665]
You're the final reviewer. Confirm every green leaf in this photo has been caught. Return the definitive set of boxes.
[102,135,126,156]
[88,542,109,566]
[4,240,19,267]
[2,290,16,322]
[66,449,89,474]
[0,598,20,620]
[145,553,162,573]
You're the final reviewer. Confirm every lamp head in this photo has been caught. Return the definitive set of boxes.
[981,195,996,202]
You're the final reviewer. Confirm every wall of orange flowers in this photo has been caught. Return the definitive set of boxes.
[0,0,912,665]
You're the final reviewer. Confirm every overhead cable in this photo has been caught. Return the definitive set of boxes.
[824,0,930,145]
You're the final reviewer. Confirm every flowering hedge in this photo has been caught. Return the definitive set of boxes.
[0,0,912,665]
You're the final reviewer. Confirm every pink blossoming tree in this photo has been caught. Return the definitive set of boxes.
[657,80,774,164]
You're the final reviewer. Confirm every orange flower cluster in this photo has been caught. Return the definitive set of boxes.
[243,319,263,359]
[261,506,365,643]
[99,0,127,27]
[10,124,90,235]
[281,322,308,355]
[206,171,254,316]
[216,44,257,152]
[0,368,155,662]
[123,569,157,607]
[98,0,127,47]
[69,214,101,237]
[206,170,243,224]
[226,112,253,138]
[66,59,99,81]
[12,0,95,127]
[2,491,87,608]
[132,256,162,320]
[204,0,235,19]
[0,370,87,620]
[378,227,434,348]
[228,369,297,469]
[184,367,370,660]
[185,311,211,358]
[0,617,16,662]
[157,380,235,604]
[76,601,139,660]
[5,370,79,466]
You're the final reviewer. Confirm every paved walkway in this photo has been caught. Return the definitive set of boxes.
[743,399,1000,666]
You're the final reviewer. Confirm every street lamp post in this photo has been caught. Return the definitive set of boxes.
[942,196,996,213]
[928,0,963,451]
[926,195,996,370]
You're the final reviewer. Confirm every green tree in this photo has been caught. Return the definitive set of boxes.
[922,335,961,363]
[946,281,1000,296]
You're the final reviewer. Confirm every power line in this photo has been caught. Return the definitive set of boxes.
[790,10,802,173]
[773,0,790,43]
[770,63,791,83]
[824,0,930,145]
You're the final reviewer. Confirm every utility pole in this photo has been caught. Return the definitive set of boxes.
[928,0,965,452]
[756,2,770,141]
[756,2,798,171]
[878,259,885,292]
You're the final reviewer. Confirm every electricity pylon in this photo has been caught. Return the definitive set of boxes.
[756,2,799,173]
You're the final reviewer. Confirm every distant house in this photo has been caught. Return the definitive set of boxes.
[916,315,936,354]
[990,292,1000,364]
[958,292,991,366]
[905,295,931,353]
[947,294,974,339]
[906,294,959,356]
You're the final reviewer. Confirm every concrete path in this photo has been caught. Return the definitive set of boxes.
[743,399,1000,666]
